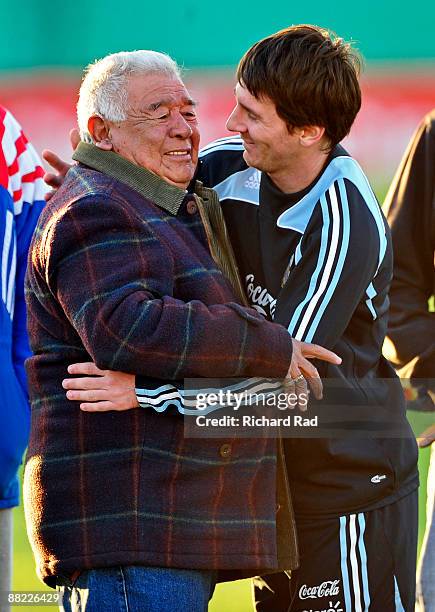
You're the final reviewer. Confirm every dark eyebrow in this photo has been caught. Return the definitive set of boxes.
[147,97,197,112]
[239,100,258,117]
[233,88,258,117]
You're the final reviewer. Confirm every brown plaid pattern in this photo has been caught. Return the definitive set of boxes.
[24,145,296,585]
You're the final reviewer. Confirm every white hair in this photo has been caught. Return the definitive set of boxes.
[77,50,182,142]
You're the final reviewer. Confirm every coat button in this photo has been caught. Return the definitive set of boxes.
[219,443,232,458]
[186,200,198,214]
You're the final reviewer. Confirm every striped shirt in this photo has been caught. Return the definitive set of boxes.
[0,105,45,508]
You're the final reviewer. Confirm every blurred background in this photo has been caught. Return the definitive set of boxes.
[2,0,434,610]
[2,0,435,186]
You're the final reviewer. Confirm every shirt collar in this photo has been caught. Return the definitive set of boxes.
[72,142,188,215]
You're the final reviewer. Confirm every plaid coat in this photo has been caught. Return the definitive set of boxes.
[24,144,296,586]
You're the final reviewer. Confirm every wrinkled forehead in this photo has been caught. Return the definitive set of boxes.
[125,72,196,109]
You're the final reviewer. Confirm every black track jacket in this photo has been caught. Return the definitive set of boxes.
[199,137,418,518]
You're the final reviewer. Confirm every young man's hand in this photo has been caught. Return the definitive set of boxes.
[43,128,81,200]
[62,362,138,412]
[285,339,341,410]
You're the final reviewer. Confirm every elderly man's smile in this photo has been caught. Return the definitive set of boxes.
[165,149,192,159]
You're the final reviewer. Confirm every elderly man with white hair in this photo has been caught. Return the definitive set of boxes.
[23,50,338,611]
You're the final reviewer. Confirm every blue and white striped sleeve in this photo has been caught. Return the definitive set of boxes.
[275,178,385,348]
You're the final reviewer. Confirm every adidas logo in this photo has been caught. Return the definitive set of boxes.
[244,172,260,189]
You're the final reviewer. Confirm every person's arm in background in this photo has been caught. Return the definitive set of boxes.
[383,110,435,409]
[383,110,435,612]
[9,116,47,399]
[0,105,45,605]
[0,106,46,507]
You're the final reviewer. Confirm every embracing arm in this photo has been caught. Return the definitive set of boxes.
[52,194,341,411]
[34,193,294,380]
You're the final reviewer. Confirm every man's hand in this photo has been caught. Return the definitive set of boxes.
[42,128,80,200]
[62,362,138,412]
[284,339,341,410]
[43,150,72,200]
[417,424,435,448]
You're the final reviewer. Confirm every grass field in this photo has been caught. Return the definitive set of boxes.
[10,411,433,612]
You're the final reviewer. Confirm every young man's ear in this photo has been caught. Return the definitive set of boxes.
[87,116,113,150]
[298,125,326,148]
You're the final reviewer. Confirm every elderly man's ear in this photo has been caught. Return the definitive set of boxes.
[87,116,113,150]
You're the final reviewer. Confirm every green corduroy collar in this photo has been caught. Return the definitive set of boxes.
[72,141,188,215]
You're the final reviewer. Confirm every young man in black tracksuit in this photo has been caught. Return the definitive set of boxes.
[194,27,418,612]
[52,25,418,612]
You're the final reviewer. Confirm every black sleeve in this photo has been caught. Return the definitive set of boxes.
[383,111,435,390]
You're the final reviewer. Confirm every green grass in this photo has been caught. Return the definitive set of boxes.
[11,411,432,612]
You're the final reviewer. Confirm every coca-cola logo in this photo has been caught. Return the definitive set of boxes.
[302,601,343,612]
[299,580,340,600]
[245,274,277,318]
